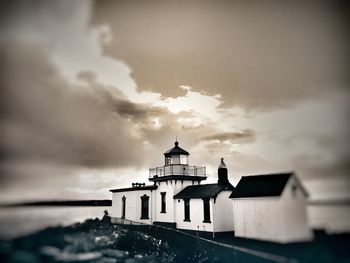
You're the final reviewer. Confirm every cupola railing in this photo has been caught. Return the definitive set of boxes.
[149,165,206,178]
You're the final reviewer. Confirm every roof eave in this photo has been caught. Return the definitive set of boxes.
[149,175,207,182]
[109,185,158,193]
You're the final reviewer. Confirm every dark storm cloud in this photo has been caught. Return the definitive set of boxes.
[0,42,172,171]
[293,155,350,182]
[93,0,349,110]
[77,71,167,121]
[201,129,255,144]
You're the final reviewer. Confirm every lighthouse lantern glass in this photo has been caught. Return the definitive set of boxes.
[180,155,188,165]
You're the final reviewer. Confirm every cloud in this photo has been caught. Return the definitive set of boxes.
[93,0,349,110]
[1,0,349,202]
[292,151,350,181]
[201,129,256,144]
[0,39,190,201]
[1,41,170,170]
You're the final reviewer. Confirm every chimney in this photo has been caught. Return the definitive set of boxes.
[218,158,229,185]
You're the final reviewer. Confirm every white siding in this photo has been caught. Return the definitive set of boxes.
[175,199,214,232]
[233,191,313,243]
[280,199,313,242]
[153,180,196,223]
[213,191,234,232]
[280,176,313,242]
[111,189,155,225]
[233,198,285,242]
[281,176,307,200]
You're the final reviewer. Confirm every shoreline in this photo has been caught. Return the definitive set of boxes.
[0,200,112,208]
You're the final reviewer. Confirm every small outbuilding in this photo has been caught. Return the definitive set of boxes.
[230,173,313,243]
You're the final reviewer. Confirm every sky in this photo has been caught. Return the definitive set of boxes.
[0,0,349,202]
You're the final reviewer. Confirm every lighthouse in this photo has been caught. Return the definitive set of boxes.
[149,141,207,227]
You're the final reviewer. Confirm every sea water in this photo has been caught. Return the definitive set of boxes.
[0,206,110,239]
[307,204,350,233]
[1,204,350,240]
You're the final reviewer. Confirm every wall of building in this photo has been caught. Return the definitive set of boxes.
[281,175,307,200]
[213,191,234,232]
[233,180,313,243]
[280,178,313,242]
[153,180,199,224]
[233,197,285,242]
[111,189,155,225]
[280,199,313,242]
[175,198,214,232]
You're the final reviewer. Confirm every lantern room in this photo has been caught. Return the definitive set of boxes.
[163,141,189,166]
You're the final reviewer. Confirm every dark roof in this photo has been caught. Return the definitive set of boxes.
[229,173,293,198]
[164,141,190,157]
[110,185,157,193]
[149,175,207,182]
[174,183,234,199]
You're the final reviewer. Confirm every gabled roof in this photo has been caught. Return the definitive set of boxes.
[229,173,293,198]
[174,183,234,199]
[164,141,189,157]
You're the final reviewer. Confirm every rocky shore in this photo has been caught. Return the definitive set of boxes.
[0,216,232,263]
[1,216,350,263]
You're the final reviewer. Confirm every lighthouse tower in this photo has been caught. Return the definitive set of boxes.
[149,141,206,226]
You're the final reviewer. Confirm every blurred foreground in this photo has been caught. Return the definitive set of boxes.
[0,217,350,263]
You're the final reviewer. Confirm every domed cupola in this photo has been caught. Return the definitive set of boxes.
[218,158,229,185]
[163,141,190,165]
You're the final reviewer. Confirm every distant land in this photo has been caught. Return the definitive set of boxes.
[308,199,350,206]
[0,199,112,207]
[2,198,349,208]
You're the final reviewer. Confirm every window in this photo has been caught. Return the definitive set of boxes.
[121,196,126,219]
[172,155,180,164]
[184,199,190,221]
[160,192,166,213]
[140,194,149,219]
[165,157,171,165]
[180,155,188,164]
[203,198,211,223]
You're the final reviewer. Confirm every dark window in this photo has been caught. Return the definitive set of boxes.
[165,157,171,165]
[184,199,190,221]
[203,198,211,223]
[140,194,149,219]
[121,196,126,219]
[160,192,166,213]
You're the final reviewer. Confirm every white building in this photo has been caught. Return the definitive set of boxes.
[109,141,313,243]
[173,158,234,233]
[110,141,234,234]
[230,173,313,243]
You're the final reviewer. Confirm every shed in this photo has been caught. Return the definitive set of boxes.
[230,173,313,243]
